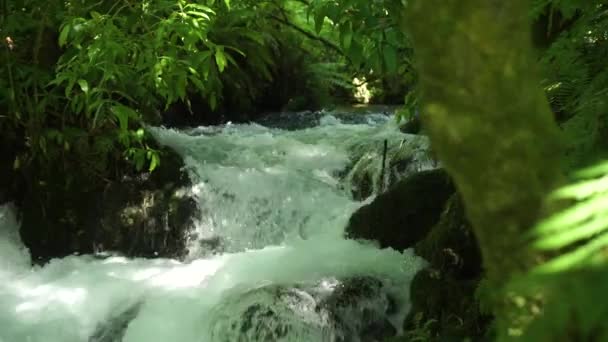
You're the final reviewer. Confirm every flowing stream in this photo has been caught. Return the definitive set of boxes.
[0,110,430,342]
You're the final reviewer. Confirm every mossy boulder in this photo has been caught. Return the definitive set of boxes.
[18,146,198,263]
[404,194,490,341]
[399,116,422,135]
[90,149,197,258]
[415,194,482,279]
[344,136,438,201]
[345,169,454,251]
[208,276,397,341]
[404,269,487,341]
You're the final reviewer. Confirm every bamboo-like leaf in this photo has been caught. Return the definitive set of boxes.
[534,214,608,249]
[215,49,227,72]
[531,194,608,235]
[78,79,89,94]
[551,176,608,200]
[59,24,71,47]
[533,232,608,274]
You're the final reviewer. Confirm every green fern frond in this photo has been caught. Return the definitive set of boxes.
[529,160,608,273]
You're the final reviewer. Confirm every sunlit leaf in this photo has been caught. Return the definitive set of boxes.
[149,152,160,171]
[215,48,227,72]
[59,24,71,47]
[78,79,89,94]
[551,176,608,200]
[533,214,608,249]
[533,232,608,273]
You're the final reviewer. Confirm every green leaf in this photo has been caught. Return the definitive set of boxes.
[215,48,227,72]
[575,161,608,179]
[112,104,137,131]
[187,11,211,20]
[78,79,89,94]
[533,232,608,273]
[90,11,102,20]
[59,24,71,47]
[223,0,230,9]
[314,13,325,34]
[383,44,398,73]
[149,152,160,171]
[532,194,608,237]
[348,39,363,69]
[341,22,353,50]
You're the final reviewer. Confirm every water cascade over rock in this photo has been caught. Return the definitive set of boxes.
[0,110,432,341]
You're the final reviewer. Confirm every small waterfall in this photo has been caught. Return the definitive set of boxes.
[0,110,430,342]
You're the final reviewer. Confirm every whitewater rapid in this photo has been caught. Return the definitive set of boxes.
[0,112,429,342]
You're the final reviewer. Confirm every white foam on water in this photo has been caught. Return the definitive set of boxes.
[0,113,428,342]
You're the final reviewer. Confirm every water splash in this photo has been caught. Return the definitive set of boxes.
[0,112,429,342]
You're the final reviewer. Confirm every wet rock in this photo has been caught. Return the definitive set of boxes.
[0,130,23,205]
[209,285,334,341]
[345,169,455,251]
[318,276,398,342]
[209,276,400,342]
[404,269,489,341]
[89,302,143,342]
[19,146,198,262]
[344,136,438,201]
[255,107,394,131]
[255,110,325,130]
[414,194,482,279]
[399,116,422,135]
[90,148,198,259]
[404,194,490,340]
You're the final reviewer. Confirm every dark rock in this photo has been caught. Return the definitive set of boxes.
[0,129,24,205]
[343,136,438,201]
[90,148,198,259]
[89,301,143,342]
[209,276,399,342]
[18,146,198,263]
[345,169,455,251]
[209,285,333,341]
[399,116,422,135]
[414,194,482,279]
[404,194,490,341]
[255,110,323,130]
[318,276,398,342]
[254,107,394,131]
[404,269,490,341]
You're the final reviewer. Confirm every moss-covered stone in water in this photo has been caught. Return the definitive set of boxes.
[18,146,198,262]
[345,169,454,251]
[415,194,482,280]
[344,136,437,201]
[404,194,490,341]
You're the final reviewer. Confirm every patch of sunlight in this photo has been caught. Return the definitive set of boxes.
[353,77,371,104]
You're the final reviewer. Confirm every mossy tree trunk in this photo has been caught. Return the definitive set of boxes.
[404,0,563,326]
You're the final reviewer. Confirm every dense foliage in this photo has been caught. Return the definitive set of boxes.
[2,0,608,340]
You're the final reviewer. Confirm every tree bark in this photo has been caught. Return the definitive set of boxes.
[404,0,563,321]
